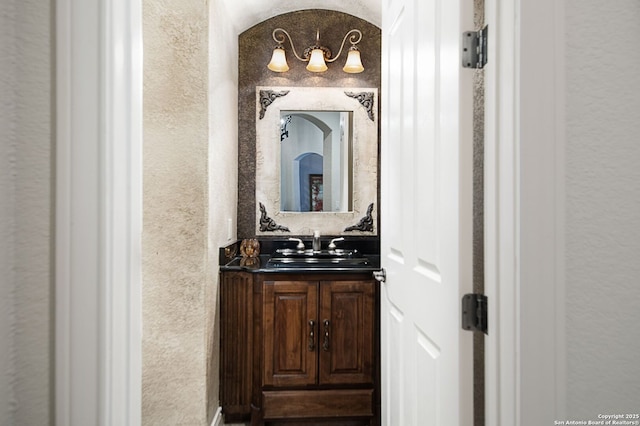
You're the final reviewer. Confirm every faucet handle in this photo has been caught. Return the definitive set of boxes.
[288,237,305,250]
[328,237,345,249]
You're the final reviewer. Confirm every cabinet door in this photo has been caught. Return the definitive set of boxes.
[319,280,375,385]
[263,280,318,387]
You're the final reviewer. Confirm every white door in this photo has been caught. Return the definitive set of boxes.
[380,0,474,424]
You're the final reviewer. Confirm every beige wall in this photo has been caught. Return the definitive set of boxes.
[142,0,239,423]
[565,0,640,416]
[143,1,208,424]
[0,0,52,424]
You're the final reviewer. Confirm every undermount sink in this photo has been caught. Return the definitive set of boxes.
[266,256,371,268]
[267,249,370,268]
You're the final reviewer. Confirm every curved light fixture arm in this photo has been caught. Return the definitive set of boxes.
[272,28,307,62]
[326,29,363,63]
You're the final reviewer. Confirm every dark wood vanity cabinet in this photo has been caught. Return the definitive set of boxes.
[263,279,375,387]
[220,271,254,422]
[220,271,379,426]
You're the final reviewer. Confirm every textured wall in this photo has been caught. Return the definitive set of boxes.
[142,1,211,424]
[565,0,640,416]
[237,10,381,238]
[0,0,52,424]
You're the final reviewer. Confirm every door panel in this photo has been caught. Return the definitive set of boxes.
[319,281,374,385]
[263,281,318,387]
[414,326,439,423]
[384,303,405,425]
[381,0,474,423]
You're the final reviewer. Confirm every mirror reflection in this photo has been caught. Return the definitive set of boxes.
[280,111,352,212]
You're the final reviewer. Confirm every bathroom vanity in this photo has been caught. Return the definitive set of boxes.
[219,240,381,426]
[223,80,381,426]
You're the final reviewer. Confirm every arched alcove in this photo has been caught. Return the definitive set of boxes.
[237,9,381,237]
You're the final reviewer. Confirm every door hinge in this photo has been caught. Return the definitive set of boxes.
[461,293,488,334]
[462,25,488,69]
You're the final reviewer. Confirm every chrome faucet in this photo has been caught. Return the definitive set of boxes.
[288,237,305,251]
[328,237,344,249]
[312,230,321,252]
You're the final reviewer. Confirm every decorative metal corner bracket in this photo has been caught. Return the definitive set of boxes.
[259,202,290,232]
[259,90,290,119]
[344,203,375,232]
[345,91,375,121]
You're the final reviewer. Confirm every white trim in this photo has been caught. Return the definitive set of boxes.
[56,0,101,423]
[484,0,518,423]
[56,0,143,424]
[518,0,566,422]
[210,407,223,426]
[55,0,72,420]
[484,0,566,424]
[102,0,143,424]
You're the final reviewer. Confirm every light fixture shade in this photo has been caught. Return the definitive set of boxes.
[342,48,364,73]
[306,48,328,72]
[267,46,289,72]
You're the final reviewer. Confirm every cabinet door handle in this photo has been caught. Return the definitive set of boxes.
[308,320,315,351]
[322,319,330,351]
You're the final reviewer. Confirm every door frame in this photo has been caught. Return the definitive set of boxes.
[483,0,566,424]
[55,0,566,424]
[55,0,142,424]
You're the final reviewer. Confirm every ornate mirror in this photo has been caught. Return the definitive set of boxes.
[255,86,378,235]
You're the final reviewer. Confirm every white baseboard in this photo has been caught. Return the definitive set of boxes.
[211,406,223,426]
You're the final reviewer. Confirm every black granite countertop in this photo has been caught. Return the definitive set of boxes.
[219,237,380,274]
[220,253,380,274]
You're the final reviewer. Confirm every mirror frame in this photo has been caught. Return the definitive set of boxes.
[256,86,378,236]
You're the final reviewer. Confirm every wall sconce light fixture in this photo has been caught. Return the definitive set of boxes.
[267,28,364,74]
